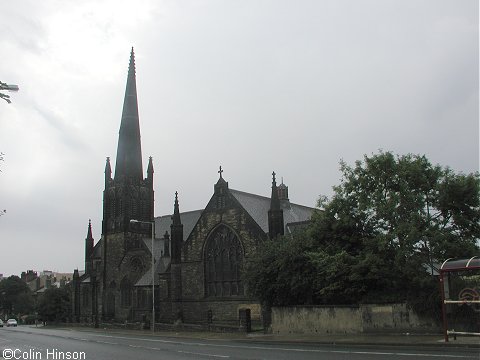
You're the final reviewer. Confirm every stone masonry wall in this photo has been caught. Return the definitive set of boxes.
[272,304,440,335]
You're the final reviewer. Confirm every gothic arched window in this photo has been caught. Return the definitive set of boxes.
[205,225,244,297]
[130,257,144,273]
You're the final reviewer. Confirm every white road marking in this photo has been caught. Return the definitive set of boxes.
[88,333,476,358]
[331,350,471,358]
[177,350,230,358]
[95,340,119,345]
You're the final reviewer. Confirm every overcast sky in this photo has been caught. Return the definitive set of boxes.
[0,0,478,277]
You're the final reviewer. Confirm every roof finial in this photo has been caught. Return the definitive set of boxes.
[218,166,224,179]
[86,219,93,239]
[129,47,136,74]
[147,156,154,176]
[270,170,281,211]
[172,191,181,225]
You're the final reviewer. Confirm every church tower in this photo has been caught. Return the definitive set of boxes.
[102,48,154,236]
[98,48,155,321]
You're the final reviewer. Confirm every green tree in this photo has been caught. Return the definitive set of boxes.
[0,276,34,316]
[244,151,480,312]
[244,232,319,306]
[36,287,71,323]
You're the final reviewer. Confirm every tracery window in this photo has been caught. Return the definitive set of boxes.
[130,257,144,273]
[205,225,244,297]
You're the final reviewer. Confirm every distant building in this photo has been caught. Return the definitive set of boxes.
[21,270,38,283]
[71,49,315,326]
[21,270,72,294]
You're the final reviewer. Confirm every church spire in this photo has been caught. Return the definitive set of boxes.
[115,47,143,181]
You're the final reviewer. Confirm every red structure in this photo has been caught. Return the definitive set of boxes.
[439,257,480,342]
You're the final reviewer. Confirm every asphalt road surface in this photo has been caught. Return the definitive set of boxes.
[0,326,478,360]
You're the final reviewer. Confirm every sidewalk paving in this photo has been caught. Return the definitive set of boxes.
[246,332,480,348]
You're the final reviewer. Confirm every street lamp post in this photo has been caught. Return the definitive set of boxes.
[130,219,155,333]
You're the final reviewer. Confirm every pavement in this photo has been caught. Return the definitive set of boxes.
[246,332,480,348]
[47,325,479,349]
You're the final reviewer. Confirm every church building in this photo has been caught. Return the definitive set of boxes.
[71,49,315,328]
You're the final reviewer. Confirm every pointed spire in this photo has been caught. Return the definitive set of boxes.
[105,157,112,176]
[105,157,112,185]
[115,47,143,181]
[268,171,284,239]
[147,156,154,175]
[86,219,93,240]
[270,171,280,210]
[172,191,181,225]
[171,191,183,264]
[85,219,94,274]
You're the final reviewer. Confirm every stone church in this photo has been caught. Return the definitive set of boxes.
[71,49,315,328]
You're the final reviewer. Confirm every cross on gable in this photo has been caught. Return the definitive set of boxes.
[218,166,224,178]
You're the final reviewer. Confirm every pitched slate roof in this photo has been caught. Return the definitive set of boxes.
[143,237,167,261]
[154,209,203,242]
[92,239,102,259]
[151,189,315,241]
[135,238,172,286]
[229,189,315,233]
[135,256,171,286]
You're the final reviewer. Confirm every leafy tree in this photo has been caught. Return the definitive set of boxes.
[244,232,319,306]
[0,276,34,316]
[244,151,480,313]
[36,287,71,323]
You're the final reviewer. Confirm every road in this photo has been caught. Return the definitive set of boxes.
[0,326,477,360]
